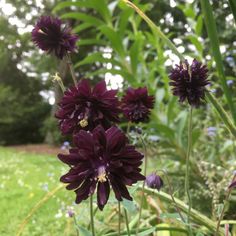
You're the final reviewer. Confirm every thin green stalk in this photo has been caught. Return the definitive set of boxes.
[122,0,236,139]
[215,175,236,236]
[136,137,147,235]
[206,91,236,138]
[139,186,225,235]
[124,209,131,236]
[122,0,185,61]
[52,72,66,92]
[16,185,64,236]
[118,201,121,236]
[159,170,185,222]
[66,53,77,86]
[73,215,79,236]
[90,195,95,236]
[185,107,193,235]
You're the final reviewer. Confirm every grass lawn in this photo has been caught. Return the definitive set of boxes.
[0,147,94,236]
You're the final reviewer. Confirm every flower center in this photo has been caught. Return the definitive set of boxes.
[97,166,107,183]
[79,119,88,128]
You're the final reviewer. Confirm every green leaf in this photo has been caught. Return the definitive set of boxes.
[74,52,121,68]
[200,0,236,123]
[77,38,107,46]
[121,199,137,213]
[130,33,142,75]
[195,15,203,36]
[228,0,236,23]
[186,34,203,55]
[99,25,125,58]
[53,0,111,23]
[73,23,93,33]
[137,227,156,236]
[78,226,92,236]
[61,12,104,26]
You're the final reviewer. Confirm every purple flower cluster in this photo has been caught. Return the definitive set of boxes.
[32,16,78,59]
[54,79,154,209]
[169,59,209,107]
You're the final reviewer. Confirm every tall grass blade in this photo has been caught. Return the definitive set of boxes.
[200,0,236,123]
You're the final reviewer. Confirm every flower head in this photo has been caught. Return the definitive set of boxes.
[169,59,209,107]
[55,79,121,135]
[32,16,78,59]
[122,87,154,123]
[146,173,163,191]
[58,125,145,210]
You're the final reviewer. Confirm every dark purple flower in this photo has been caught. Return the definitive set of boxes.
[58,125,145,210]
[146,173,163,191]
[55,79,121,135]
[169,59,209,107]
[229,181,236,189]
[122,87,155,123]
[32,16,78,59]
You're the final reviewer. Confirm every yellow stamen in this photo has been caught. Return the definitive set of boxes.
[97,166,107,182]
[79,119,88,128]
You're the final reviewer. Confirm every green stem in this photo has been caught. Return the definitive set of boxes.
[159,170,185,222]
[90,195,95,236]
[215,175,236,236]
[122,0,236,139]
[73,215,79,236]
[66,53,77,86]
[118,201,121,236]
[136,137,147,235]
[139,186,225,235]
[122,0,184,61]
[206,91,236,138]
[124,209,131,236]
[185,107,193,235]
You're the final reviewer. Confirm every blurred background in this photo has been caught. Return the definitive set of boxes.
[0,0,236,235]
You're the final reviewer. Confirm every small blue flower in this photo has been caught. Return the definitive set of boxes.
[227,80,233,86]
[207,127,217,137]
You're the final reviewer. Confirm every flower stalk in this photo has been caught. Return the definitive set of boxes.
[215,174,236,235]
[118,201,121,236]
[185,107,193,235]
[66,53,78,86]
[124,209,130,236]
[90,195,95,236]
[136,137,147,235]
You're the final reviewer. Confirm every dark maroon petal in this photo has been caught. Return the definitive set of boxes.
[229,181,236,189]
[92,125,107,148]
[97,181,110,210]
[73,130,94,152]
[75,179,96,204]
[93,80,106,96]
[121,86,154,123]
[106,126,127,153]
[58,153,80,165]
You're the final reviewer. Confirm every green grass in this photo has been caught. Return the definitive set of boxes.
[0,147,142,236]
[0,147,86,236]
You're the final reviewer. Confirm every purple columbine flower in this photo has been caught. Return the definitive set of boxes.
[55,79,121,135]
[32,16,78,59]
[169,59,209,107]
[146,173,163,191]
[121,87,155,123]
[58,125,145,210]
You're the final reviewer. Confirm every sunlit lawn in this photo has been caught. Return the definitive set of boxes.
[0,147,87,236]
